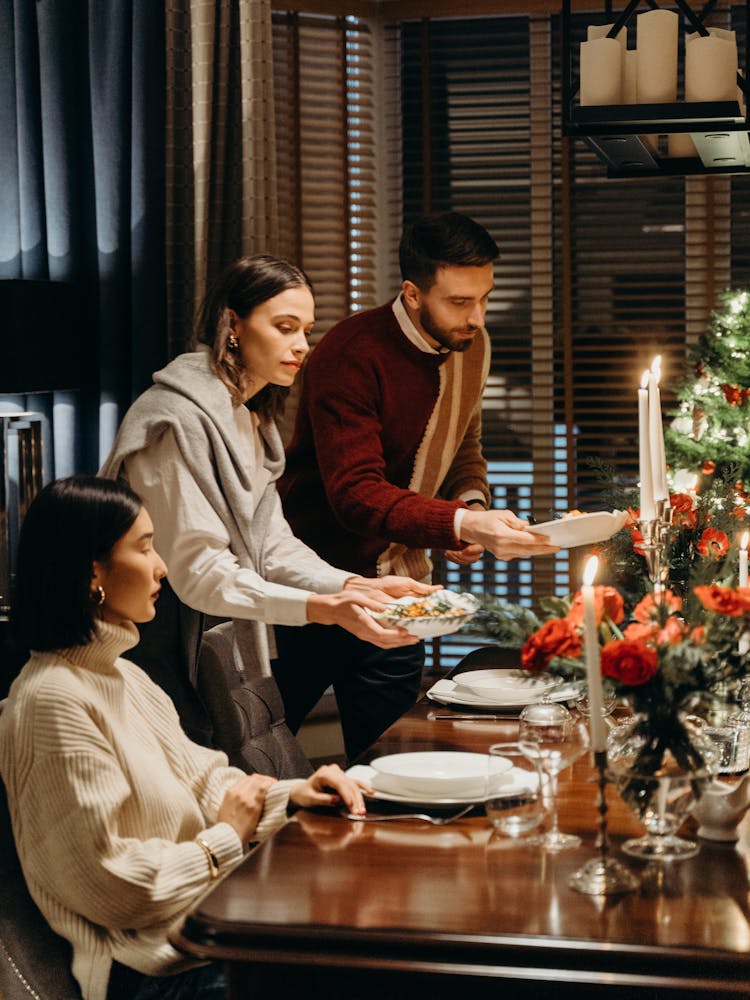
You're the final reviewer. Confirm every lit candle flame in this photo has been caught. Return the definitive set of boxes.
[641,370,650,390]
[582,554,599,587]
[651,355,662,381]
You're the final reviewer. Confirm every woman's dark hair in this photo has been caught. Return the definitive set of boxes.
[191,253,313,418]
[11,476,142,651]
[399,212,500,290]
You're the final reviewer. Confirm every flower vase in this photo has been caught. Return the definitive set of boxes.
[607,713,719,861]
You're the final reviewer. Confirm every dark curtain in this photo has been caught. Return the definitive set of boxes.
[0,0,166,474]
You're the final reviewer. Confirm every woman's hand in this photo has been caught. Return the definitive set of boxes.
[343,575,440,600]
[289,763,373,816]
[218,773,278,843]
[306,591,421,648]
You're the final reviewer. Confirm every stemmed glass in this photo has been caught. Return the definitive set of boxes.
[518,701,590,851]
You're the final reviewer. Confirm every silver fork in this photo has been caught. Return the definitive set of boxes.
[341,803,475,825]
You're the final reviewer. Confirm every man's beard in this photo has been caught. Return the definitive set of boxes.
[418,303,479,353]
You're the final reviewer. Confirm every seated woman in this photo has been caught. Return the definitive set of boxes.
[99,254,433,754]
[0,476,371,1000]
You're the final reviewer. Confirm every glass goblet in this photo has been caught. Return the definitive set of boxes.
[518,701,590,851]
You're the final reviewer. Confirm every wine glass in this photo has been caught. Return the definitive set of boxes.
[518,701,590,851]
[574,683,618,722]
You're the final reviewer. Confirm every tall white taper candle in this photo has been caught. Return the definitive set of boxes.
[582,556,607,754]
[638,370,656,520]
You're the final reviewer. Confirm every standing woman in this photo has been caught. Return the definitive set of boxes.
[0,476,370,1000]
[100,254,430,750]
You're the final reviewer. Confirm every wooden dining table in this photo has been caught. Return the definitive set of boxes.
[172,671,750,999]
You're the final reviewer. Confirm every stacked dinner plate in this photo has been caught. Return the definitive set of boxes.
[426,669,580,712]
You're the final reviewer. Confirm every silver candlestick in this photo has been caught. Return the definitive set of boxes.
[568,751,640,896]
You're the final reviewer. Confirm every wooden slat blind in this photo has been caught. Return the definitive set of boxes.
[271,5,750,673]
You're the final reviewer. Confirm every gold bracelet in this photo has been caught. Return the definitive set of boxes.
[194,836,220,879]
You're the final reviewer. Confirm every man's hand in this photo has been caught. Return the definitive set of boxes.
[459,509,558,560]
[444,543,485,565]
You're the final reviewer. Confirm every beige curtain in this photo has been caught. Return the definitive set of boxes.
[165,0,279,355]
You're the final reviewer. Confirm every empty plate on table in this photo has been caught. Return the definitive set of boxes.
[368,751,512,799]
[347,762,531,806]
[454,668,555,701]
[531,510,628,550]
[366,589,479,638]
[426,677,581,711]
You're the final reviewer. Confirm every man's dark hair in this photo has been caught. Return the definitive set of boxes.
[399,212,500,289]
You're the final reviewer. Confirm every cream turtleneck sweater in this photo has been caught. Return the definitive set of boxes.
[0,621,294,1000]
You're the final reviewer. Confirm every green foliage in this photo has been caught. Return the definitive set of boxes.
[460,594,542,647]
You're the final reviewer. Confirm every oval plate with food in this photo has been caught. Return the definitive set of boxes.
[368,589,479,638]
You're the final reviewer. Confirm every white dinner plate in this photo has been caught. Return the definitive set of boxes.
[531,510,628,549]
[454,668,556,700]
[426,677,581,711]
[347,763,535,806]
[368,750,512,798]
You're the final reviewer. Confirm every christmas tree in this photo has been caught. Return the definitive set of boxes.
[664,289,750,491]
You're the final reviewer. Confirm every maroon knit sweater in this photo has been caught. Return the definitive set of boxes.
[279,301,489,577]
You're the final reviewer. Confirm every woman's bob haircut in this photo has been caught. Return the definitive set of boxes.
[11,476,143,651]
[191,253,313,417]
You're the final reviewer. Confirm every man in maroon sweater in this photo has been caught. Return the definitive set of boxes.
[274,212,556,761]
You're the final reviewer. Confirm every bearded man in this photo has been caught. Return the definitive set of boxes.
[273,211,555,761]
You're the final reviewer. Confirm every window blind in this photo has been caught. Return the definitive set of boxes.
[388,5,750,671]
[272,12,378,336]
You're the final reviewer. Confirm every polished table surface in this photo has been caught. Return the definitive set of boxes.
[173,687,750,998]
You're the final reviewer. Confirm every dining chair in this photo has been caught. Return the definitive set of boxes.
[196,621,314,779]
[0,710,82,999]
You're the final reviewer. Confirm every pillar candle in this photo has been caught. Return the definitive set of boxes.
[740,531,749,588]
[580,38,623,105]
[636,9,678,103]
[582,556,607,754]
[648,357,669,502]
[638,371,656,520]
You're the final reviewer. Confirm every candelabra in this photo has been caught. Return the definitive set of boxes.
[637,499,674,592]
[569,500,674,895]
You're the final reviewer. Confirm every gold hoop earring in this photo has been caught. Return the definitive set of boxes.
[227,334,239,350]
[91,586,106,607]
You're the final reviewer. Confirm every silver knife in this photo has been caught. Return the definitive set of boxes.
[428,712,519,721]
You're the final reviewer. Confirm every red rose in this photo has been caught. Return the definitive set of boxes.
[659,616,687,645]
[668,493,697,528]
[694,584,748,617]
[567,586,624,627]
[697,527,730,558]
[521,618,582,673]
[633,590,682,624]
[600,639,658,686]
[623,621,657,643]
